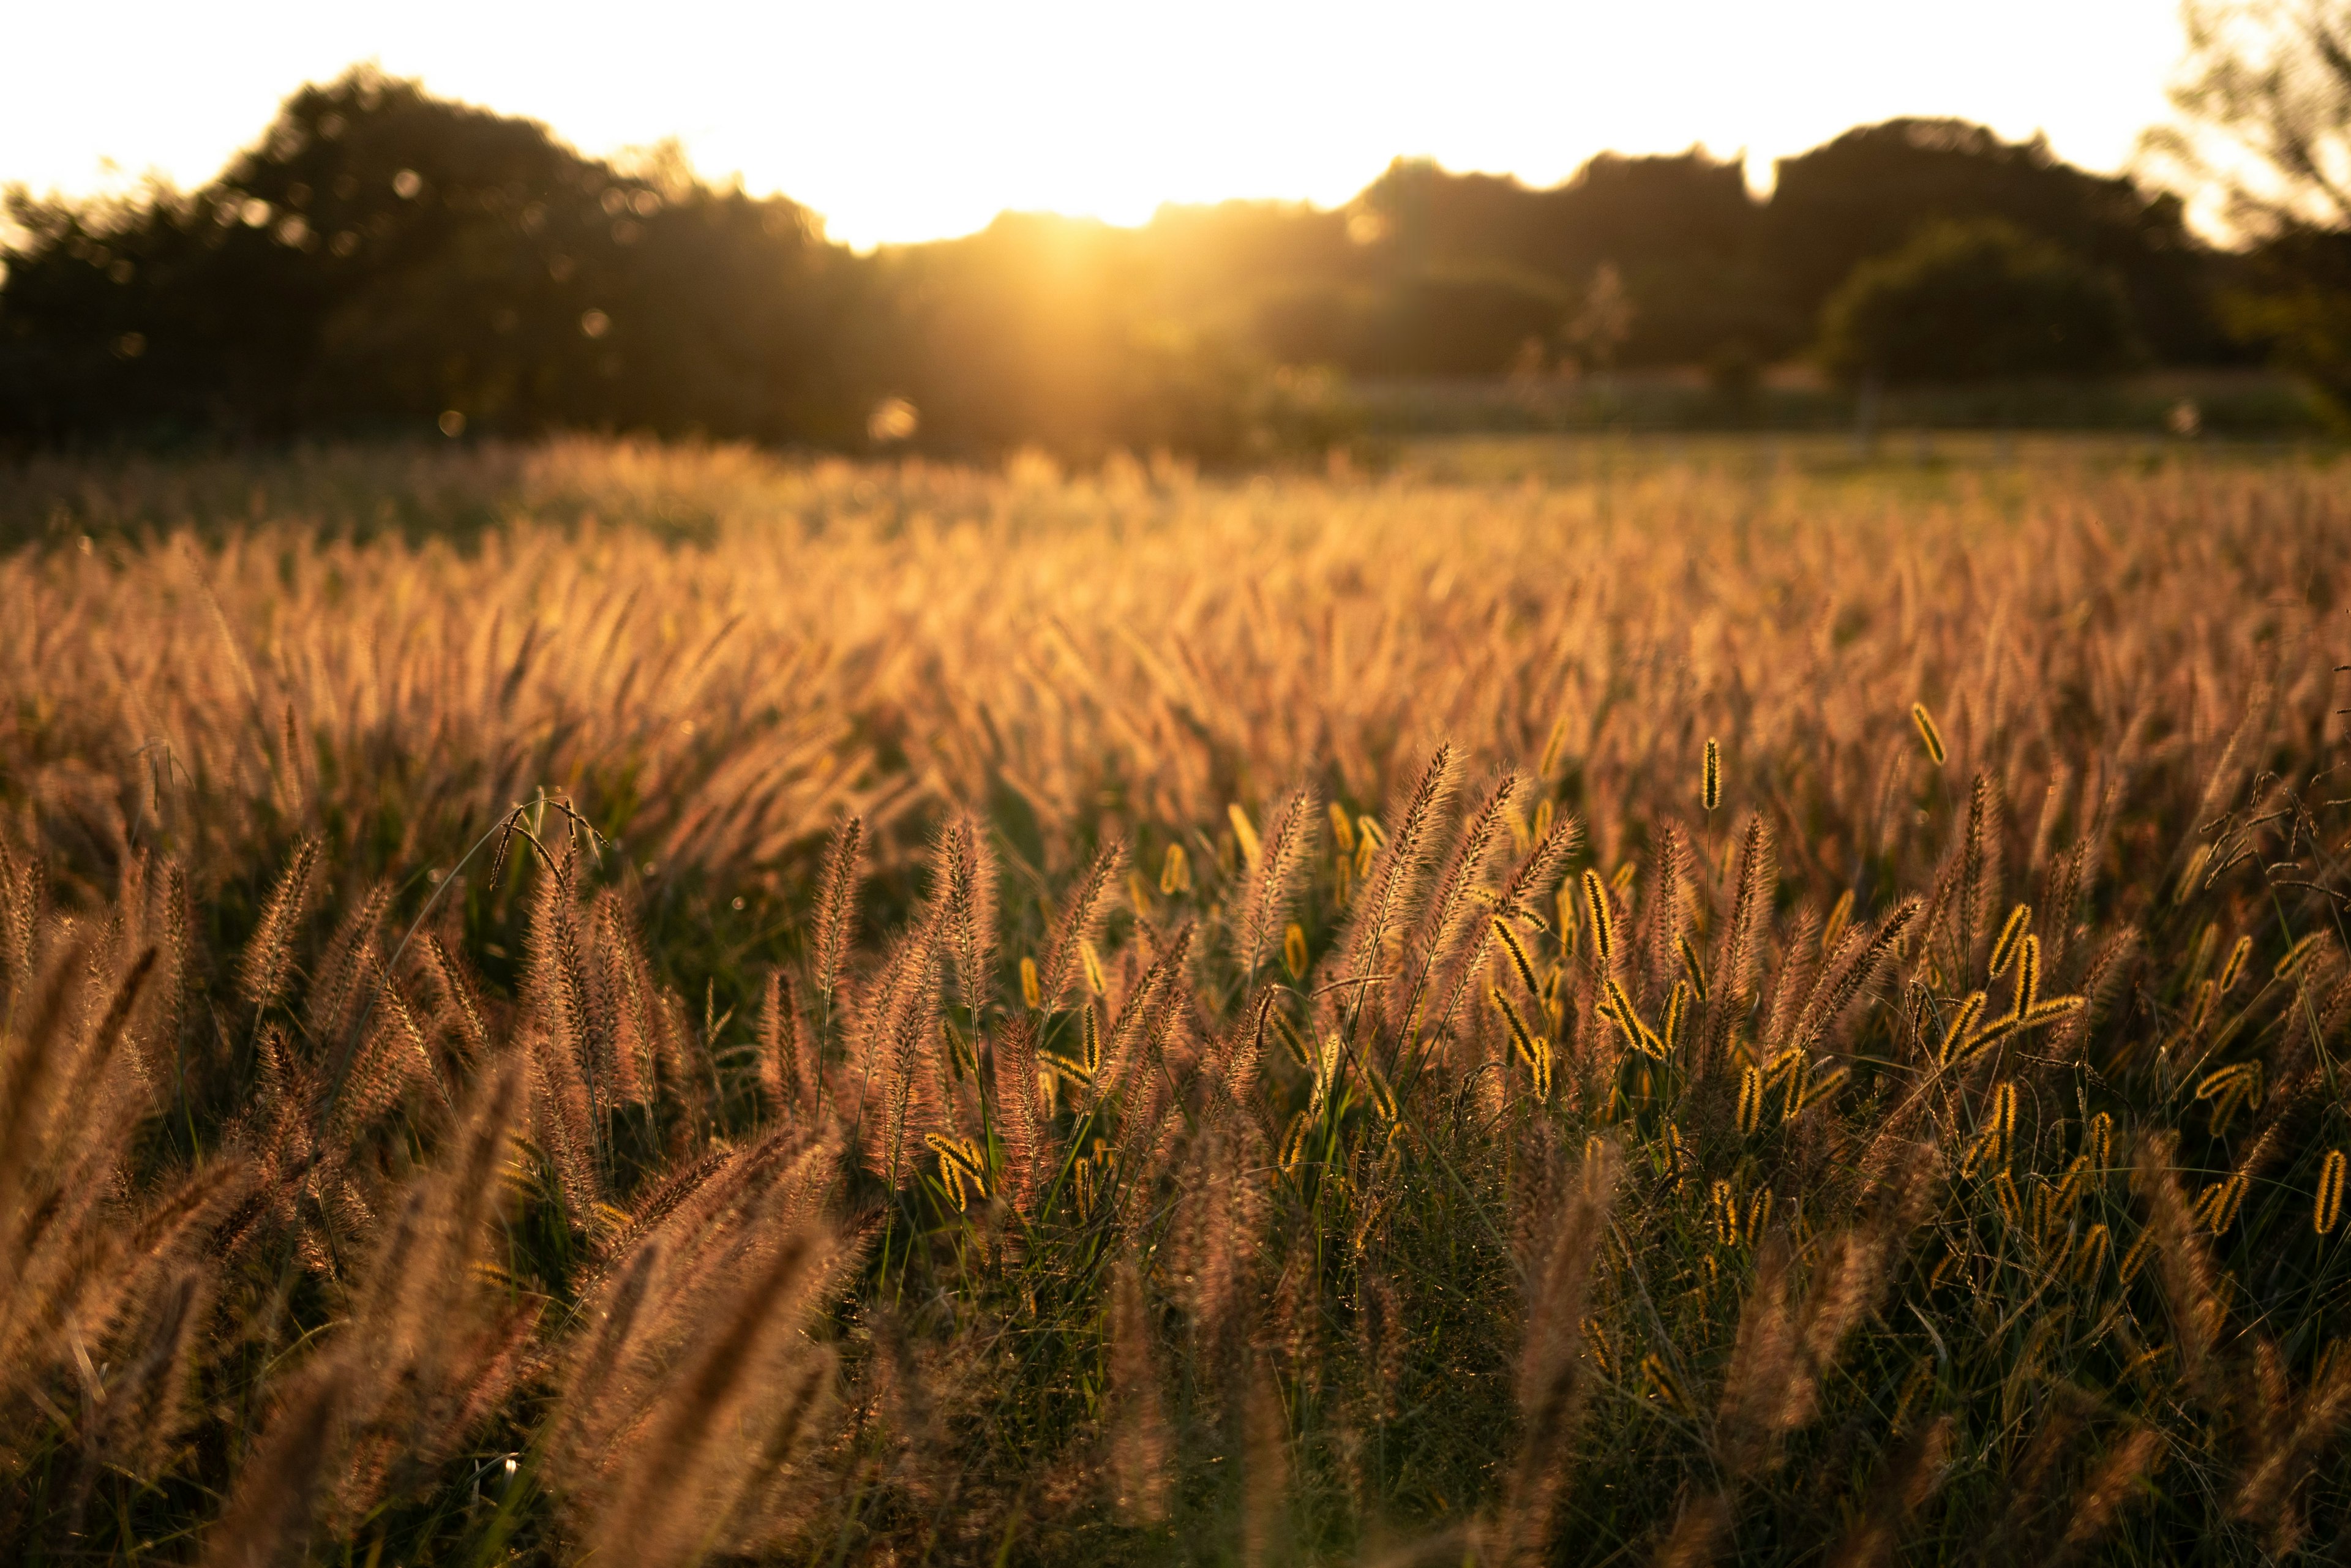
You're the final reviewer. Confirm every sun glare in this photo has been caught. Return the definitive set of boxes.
[9,0,2186,247]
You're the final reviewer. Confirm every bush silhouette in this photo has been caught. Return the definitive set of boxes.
[1818,219,2144,384]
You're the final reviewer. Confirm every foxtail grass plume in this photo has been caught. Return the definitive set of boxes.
[1581,868,1616,973]
[2317,1149,2346,1236]
[1910,702,1945,766]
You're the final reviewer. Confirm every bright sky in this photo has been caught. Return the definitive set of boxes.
[7,1,2191,250]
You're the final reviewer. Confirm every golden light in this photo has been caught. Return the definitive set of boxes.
[9,1,2191,248]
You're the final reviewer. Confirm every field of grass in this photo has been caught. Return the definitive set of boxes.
[4,437,2350,1565]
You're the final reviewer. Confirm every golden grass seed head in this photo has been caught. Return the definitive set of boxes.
[1641,1353,1692,1416]
[2275,931,2328,980]
[1532,797,1554,846]
[1282,921,1308,980]
[1822,888,1854,956]
[2218,934,2252,994]
[1702,737,1721,811]
[1736,1067,1763,1135]
[1663,978,1690,1054]
[1491,985,1540,1068]
[2087,1111,2113,1169]
[1745,1188,1774,1245]
[1278,1111,1310,1174]
[1529,1037,1553,1101]
[2188,977,2216,1033]
[1582,1316,1614,1378]
[1987,903,2031,981]
[1581,868,1616,971]
[1160,842,1191,895]
[2075,1223,2112,1283]
[1019,956,1042,1010]
[1938,991,1987,1069]
[1711,1178,1738,1245]
[1227,803,1261,866]
[1327,801,1355,854]
[1128,869,1154,918]
[2012,933,2041,1017]
[1269,1007,1311,1071]
[2118,1227,2154,1285]
[1493,914,1542,998]
[2215,1171,2249,1232]
[1081,939,1107,996]
[1910,702,1946,766]
[1993,1170,2022,1228]
[2054,1154,2092,1214]
[1929,1248,1963,1291]
[2317,1149,2346,1237]
[1797,1061,1848,1113]
[1779,1054,1813,1122]
[1539,716,1569,779]
[1677,932,1708,1000]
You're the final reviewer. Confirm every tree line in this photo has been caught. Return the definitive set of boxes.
[0,58,2340,457]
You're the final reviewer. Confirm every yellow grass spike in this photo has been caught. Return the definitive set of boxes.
[1227,803,1261,866]
[1797,1061,1849,1113]
[1581,1317,1614,1378]
[1019,956,1042,1010]
[1702,737,1721,812]
[1987,904,2031,981]
[1822,888,1854,957]
[2274,931,2328,980]
[1662,979,1691,1055]
[1710,1179,1738,1247]
[1937,992,1987,1068]
[2074,1223,2111,1285]
[1910,701,1946,766]
[2012,933,2041,1017]
[1493,914,1542,997]
[1582,868,1617,972]
[1641,1353,1692,1416]
[1677,933,1708,1001]
[1988,1081,2017,1166]
[1283,921,1308,980]
[1491,985,1540,1068]
[1539,716,1570,780]
[1278,1111,1311,1175]
[2318,1149,2347,1237]
[2218,934,2252,994]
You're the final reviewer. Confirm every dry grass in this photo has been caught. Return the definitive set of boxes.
[2,437,2350,1564]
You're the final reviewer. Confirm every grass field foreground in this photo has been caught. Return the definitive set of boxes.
[3,440,2350,1564]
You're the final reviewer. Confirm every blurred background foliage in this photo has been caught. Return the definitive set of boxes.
[5,35,2351,457]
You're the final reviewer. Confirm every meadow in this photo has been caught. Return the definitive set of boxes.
[2,436,2349,1566]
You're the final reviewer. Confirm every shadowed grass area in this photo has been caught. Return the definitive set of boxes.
[2,439,2349,1564]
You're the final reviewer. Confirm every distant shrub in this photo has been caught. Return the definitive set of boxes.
[1818,219,2144,384]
